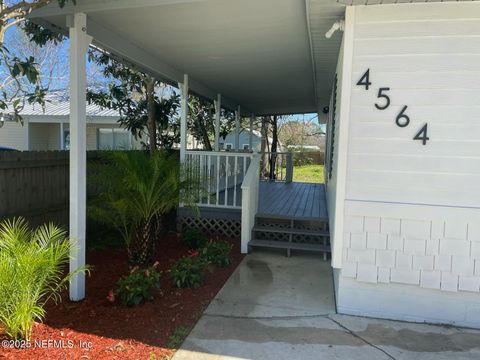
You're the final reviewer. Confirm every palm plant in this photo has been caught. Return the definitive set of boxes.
[88,151,201,266]
[0,218,86,341]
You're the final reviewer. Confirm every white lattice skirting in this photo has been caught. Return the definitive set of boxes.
[179,216,241,239]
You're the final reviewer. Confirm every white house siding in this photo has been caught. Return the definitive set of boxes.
[29,123,60,151]
[0,121,27,150]
[336,2,480,327]
[86,123,102,150]
[47,124,60,150]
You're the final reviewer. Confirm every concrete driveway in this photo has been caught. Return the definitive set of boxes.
[173,250,480,360]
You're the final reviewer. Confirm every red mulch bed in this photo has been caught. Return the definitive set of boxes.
[0,233,244,360]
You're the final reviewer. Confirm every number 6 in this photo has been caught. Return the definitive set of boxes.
[395,105,410,128]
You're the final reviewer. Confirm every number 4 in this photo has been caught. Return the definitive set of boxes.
[356,69,372,90]
[414,123,429,145]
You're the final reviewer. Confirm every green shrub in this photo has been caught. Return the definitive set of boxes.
[0,218,87,340]
[170,253,209,288]
[180,228,207,250]
[115,264,161,306]
[201,240,233,267]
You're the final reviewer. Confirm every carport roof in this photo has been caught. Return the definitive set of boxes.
[30,0,346,116]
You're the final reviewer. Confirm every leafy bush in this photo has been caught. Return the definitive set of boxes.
[170,253,209,288]
[292,150,314,166]
[0,218,87,340]
[181,228,207,250]
[201,240,233,267]
[115,264,161,306]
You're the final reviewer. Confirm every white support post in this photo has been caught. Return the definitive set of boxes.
[24,119,29,150]
[179,74,189,163]
[249,114,254,151]
[214,94,221,151]
[68,12,91,301]
[59,122,64,150]
[235,105,240,151]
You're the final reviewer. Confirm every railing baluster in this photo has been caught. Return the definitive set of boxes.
[216,154,220,206]
[233,155,238,206]
[243,156,247,180]
[198,154,204,204]
[207,154,211,205]
[224,155,228,206]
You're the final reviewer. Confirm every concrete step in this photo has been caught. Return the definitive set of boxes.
[249,239,331,253]
[252,225,329,237]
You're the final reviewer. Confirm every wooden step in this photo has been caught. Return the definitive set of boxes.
[255,213,329,222]
[249,239,331,252]
[252,225,329,237]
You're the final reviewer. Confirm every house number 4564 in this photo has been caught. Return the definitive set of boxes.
[356,69,429,145]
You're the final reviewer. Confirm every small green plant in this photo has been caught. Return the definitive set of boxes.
[201,240,233,267]
[170,252,209,288]
[167,325,190,349]
[180,228,207,250]
[0,218,87,340]
[114,263,161,306]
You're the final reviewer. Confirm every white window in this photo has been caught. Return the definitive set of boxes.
[225,143,233,150]
[98,128,132,150]
[243,144,250,150]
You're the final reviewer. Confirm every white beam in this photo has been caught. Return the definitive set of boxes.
[29,0,205,18]
[214,94,221,152]
[249,114,254,151]
[235,106,241,151]
[179,74,189,163]
[68,13,91,301]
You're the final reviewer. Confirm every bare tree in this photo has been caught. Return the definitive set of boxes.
[1,27,68,96]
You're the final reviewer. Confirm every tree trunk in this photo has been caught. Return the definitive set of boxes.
[146,77,156,155]
[198,116,212,151]
[260,116,269,177]
[269,115,278,180]
[129,216,157,266]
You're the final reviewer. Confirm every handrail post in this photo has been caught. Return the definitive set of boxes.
[286,152,293,183]
[241,153,261,253]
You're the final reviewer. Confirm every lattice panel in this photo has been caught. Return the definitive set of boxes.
[180,216,241,239]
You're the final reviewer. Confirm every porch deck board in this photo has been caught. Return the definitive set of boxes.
[258,182,328,221]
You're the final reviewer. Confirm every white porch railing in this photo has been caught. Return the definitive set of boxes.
[184,150,253,209]
[241,153,261,253]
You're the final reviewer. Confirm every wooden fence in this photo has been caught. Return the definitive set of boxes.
[0,151,70,227]
[0,151,124,228]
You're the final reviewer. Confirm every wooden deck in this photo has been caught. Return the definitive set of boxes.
[181,181,328,222]
[257,182,328,221]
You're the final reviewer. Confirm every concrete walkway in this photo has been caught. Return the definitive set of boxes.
[173,250,480,360]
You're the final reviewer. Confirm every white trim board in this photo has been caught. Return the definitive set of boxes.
[331,6,355,269]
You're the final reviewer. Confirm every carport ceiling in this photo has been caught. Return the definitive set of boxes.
[30,0,345,115]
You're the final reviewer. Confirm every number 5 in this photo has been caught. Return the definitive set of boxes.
[375,87,390,110]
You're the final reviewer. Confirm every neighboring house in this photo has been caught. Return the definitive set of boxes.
[221,129,281,152]
[0,94,139,151]
[32,0,480,328]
